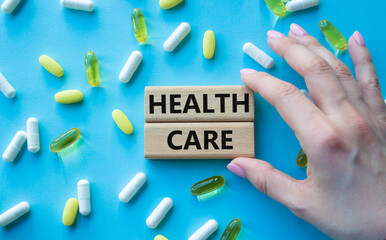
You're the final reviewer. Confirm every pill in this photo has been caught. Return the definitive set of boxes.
[163,22,191,52]
[112,109,133,135]
[62,198,78,226]
[188,219,218,240]
[146,197,173,229]
[286,0,319,12]
[319,20,347,50]
[190,175,225,196]
[39,55,64,77]
[203,30,215,59]
[85,52,100,87]
[1,0,21,14]
[2,131,27,162]
[263,0,286,16]
[26,118,40,153]
[60,0,94,12]
[119,51,142,83]
[0,73,16,98]
[296,148,307,167]
[220,218,242,240]
[119,172,146,203]
[155,235,168,240]
[300,89,313,102]
[159,0,183,9]
[243,42,274,69]
[131,8,148,43]
[54,90,83,104]
[0,202,29,227]
[49,128,81,153]
[78,179,91,216]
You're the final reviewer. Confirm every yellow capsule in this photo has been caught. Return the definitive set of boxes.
[55,90,83,104]
[112,109,133,135]
[154,235,168,240]
[131,8,147,43]
[62,198,78,226]
[39,55,64,77]
[85,51,100,86]
[264,0,286,16]
[159,0,183,9]
[319,20,347,50]
[203,30,215,59]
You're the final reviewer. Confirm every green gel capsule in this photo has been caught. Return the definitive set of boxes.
[264,0,286,16]
[319,20,347,50]
[131,8,147,43]
[220,218,242,240]
[85,52,100,86]
[190,175,225,196]
[50,128,81,153]
[296,148,308,167]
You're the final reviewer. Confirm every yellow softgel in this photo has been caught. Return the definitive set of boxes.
[203,30,215,59]
[154,235,168,240]
[39,55,64,77]
[159,0,183,9]
[55,90,83,104]
[62,198,78,226]
[112,109,133,135]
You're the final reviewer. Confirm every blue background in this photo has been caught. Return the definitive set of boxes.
[0,0,385,239]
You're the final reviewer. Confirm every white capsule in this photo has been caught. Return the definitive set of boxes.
[286,0,319,12]
[2,131,27,162]
[0,73,16,98]
[300,89,314,103]
[26,118,40,153]
[0,202,30,227]
[60,0,95,12]
[188,219,218,240]
[119,51,142,83]
[163,22,191,52]
[1,0,21,14]
[78,179,91,216]
[146,197,173,229]
[119,172,146,203]
[243,42,274,69]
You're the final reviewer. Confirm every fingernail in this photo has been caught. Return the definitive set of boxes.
[267,30,285,39]
[290,23,308,37]
[240,68,257,75]
[353,31,365,46]
[227,163,246,178]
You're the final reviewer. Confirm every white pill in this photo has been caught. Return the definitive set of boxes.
[119,172,146,203]
[1,0,21,14]
[243,42,274,69]
[286,0,319,12]
[300,89,314,102]
[26,118,40,153]
[78,179,91,216]
[0,73,16,98]
[2,131,27,162]
[60,0,95,12]
[146,197,173,229]
[0,202,30,227]
[163,22,191,52]
[188,219,218,240]
[119,51,142,83]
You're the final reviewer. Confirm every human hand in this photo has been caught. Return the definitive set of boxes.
[227,23,386,239]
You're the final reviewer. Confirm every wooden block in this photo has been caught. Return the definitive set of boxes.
[144,122,255,159]
[145,86,254,122]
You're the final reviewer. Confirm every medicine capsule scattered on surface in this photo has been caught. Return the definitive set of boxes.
[286,0,319,12]
[146,197,173,229]
[203,30,215,59]
[0,202,30,227]
[2,131,27,162]
[188,219,218,240]
[220,218,242,240]
[190,175,225,196]
[49,128,81,153]
[78,179,91,216]
[85,52,100,87]
[119,51,142,83]
[119,172,146,203]
[131,8,148,43]
[62,198,78,226]
[154,235,168,240]
[243,42,274,69]
[159,0,183,9]
[112,109,134,135]
[1,0,21,14]
[39,55,64,77]
[54,90,83,104]
[263,0,286,16]
[0,73,16,98]
[164,22,191,52]
[296,148,308,167]
[27,118,40,153]
[60,0,94,12]
[319,20,347,50]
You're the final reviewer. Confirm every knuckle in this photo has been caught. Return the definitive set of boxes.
[318,125,343,150]
[306,38,323,48]
[308,56,332,75]
[359,77,381,91]
[276,82,299,100]
[252,164,274,195]
[333,63,353,79]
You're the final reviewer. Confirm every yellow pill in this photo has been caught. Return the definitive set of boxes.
[112,109,133,135]
[154,235,168,240]
[39,55,64,77]
[62,198,78,226]
[159,0,183,9]
[55,90,83,104]
[203,30,215,59]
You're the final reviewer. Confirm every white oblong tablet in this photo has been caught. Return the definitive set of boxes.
[119,172,146,203]
[243,42,274,69]
[78,179,91,216]
[2,131,27,162]
[1,0,21,14]
[163,22,191,52]
[0,73,16,98]
[188,219,218,240]
[286,0,319,12]
[146,197,173,229]
[0,202,30,227]
[60,0,95,12]
[119,51,142,83]
[27,118,40,153]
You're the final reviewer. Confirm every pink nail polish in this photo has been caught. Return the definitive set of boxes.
[240,68,257,75]
[353,31,365,46]
[290,23,308,37]
[227,163,246,178]
[267,30,285,39]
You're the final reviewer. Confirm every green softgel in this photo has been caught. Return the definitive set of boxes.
[264,0,286,16]
[220,218,242,240]
[190,175,225,196]
[296,148,308,167]
[85,52,100,87]
[319,20,347,50]
[50,128,81,153]
[131,8,147,43]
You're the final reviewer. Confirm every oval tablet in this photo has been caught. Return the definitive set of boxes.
[62,198,78,226]
[39,55,64,77]
[203,30,215,59]
[159,0,183,9]
[112,109,133,135]
[155,235,168,240]
[55,90,83,104]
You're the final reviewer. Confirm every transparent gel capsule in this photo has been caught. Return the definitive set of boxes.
[50,128,81,153]
[131,8,147,43]
[319,20,347,50]
[190,175,225,196]
[264,0,286,16]
[220,218,242,240]
[85,52,100,86]
[296,148,308,167]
